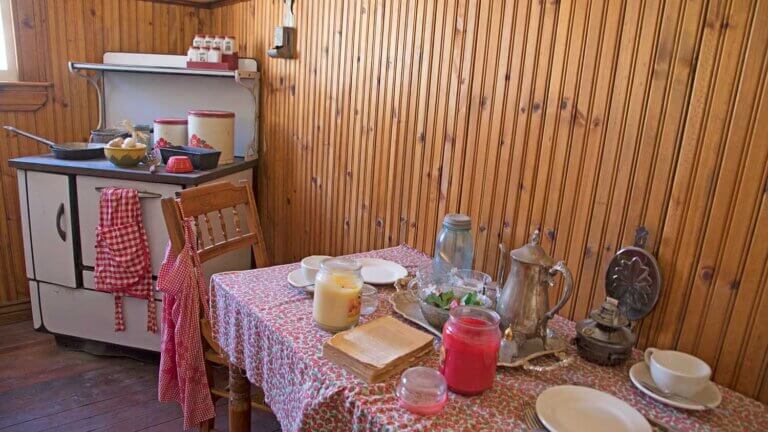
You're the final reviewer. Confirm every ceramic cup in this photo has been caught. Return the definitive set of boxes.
[301,255,330,283]
[644,348,711,397]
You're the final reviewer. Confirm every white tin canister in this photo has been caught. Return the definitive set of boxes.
[187,110,235,164]
[153,118,188,160]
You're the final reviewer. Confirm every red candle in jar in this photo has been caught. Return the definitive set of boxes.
[440,306,501,395]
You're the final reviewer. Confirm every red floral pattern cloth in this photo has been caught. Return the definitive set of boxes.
[157,217,215,430]
[211,245,768,432]
[94,187,156,332]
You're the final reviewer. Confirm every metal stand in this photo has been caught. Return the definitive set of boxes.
[68,63,105,130]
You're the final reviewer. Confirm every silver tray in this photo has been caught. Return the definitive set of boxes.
[390,290,571,369]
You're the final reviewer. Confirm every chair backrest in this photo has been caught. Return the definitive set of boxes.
[161,181,269,268]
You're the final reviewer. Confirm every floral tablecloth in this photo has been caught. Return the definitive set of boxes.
[210,245,768,431]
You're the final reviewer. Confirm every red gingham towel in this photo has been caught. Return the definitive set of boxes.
[94,187,157,333]
[157,212,214,430]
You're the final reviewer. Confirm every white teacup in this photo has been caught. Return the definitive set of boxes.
[644,348,711,398]
[301,255,330,283]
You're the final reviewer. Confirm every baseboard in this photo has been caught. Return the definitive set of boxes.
[0,301,32,325]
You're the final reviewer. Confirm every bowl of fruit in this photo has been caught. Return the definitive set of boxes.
[417,284,493,332]
[104,136,147,167]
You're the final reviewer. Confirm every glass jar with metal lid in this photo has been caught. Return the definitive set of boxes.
[433,213,474,274]
[313,258,363,332]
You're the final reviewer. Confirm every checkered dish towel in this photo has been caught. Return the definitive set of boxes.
[94,187,157,333]
[157,214,215,430]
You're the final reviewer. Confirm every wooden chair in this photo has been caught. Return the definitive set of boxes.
[160,181,270,432]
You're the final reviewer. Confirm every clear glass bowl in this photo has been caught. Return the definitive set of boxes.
[395,367,447,415]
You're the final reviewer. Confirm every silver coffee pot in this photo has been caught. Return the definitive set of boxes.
[496,230,573,347]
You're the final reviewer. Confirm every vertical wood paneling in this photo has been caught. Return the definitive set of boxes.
[208,0,768,401]
[0,0,206,317]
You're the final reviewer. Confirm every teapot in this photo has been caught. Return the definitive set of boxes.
[496,230,573,347]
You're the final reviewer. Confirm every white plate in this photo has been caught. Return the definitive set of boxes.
[629,362,721,411]
[356,258,408,285]
[287,269,313,291]
[536,385,651,432]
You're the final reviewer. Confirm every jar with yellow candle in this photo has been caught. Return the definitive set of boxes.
[313,258,363,332]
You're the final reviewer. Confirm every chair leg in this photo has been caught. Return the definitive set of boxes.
[200,417,215,432]
[229,365,251,432]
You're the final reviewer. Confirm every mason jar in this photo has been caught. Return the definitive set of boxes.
[313,258,363,332]
[433,213,474,274]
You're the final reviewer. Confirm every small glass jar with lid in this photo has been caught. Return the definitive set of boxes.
[192,34,206,48]
[208,47,222,63]
[313,258,363,332]
[433,213,474,274]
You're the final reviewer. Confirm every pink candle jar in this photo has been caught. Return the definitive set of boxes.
[440,306,501,395]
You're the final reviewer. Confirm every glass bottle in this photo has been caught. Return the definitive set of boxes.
[440,306,501,395]
[433,213,473,274]
[313,258,363,332]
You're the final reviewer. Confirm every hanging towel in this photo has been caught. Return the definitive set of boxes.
[94,187,157,333]
[157,213,215,430]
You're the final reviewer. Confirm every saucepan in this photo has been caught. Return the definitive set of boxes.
[4,126,106,160]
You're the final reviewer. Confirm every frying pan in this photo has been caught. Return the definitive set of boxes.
[4,126,106,160]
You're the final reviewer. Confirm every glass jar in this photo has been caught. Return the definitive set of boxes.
[214,35,225,50]
[197,47,209,62]
[187,46,199,62]
[433,214,473,274]
[440,306,501,395]
[204,34,215,48]
[208,47,222,63]
[224,36,237,55]
[313,258,363,332]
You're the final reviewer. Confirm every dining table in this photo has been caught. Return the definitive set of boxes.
[209,245,768,431]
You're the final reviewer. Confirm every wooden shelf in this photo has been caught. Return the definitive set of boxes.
[0,81,51,112]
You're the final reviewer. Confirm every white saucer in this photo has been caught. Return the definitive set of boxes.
[356,258,408,285]
[536,385,650,432]
[629,362,722,410]
[287,269,314,293]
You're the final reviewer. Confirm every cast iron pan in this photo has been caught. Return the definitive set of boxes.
[4,126,106,160]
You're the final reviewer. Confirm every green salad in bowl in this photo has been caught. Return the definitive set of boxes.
[418,287,493,331]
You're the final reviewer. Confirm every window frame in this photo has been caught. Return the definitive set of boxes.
[0,0,18,82]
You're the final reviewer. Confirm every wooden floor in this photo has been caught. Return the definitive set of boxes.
[0,321,281,432]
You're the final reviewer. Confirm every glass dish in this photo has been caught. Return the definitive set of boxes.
[360,284,378,315]
[395,367,447,415]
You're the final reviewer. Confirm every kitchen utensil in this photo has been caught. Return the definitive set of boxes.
[629,362,721,411]
[536,385,651,432]
[395,367,447,416]
[166,155,194,173]
[159,145,221,170]
[644,348,711,398]
[575,297,636,365]
[523,403,546,431]
[5,126,106,160]
[356,258,408,285]
[104,144,147,167]
[407,275,493,331]
[497,229,573,348]
[301,255,330,282]
[89,128,129,143]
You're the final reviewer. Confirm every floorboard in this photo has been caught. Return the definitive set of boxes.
[0,321,281,432]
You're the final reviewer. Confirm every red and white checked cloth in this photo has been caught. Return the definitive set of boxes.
[94,187,157,333]
[157,212,214,430]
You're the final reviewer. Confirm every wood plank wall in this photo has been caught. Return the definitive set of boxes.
[0,0,209,321]
[208,0,768,401]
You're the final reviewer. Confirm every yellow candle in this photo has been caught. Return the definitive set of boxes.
[313,262,363,332]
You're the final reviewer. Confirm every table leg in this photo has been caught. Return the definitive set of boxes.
[229,365,251,432]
